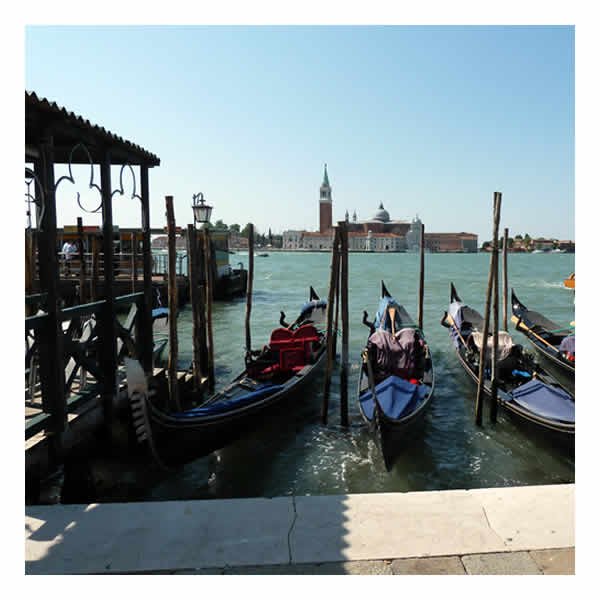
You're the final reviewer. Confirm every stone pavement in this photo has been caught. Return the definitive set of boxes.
[25,483,575,575]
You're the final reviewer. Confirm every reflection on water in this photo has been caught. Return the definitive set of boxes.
[115,253,577,502]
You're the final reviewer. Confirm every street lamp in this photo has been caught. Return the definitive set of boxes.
[192,192,213,228]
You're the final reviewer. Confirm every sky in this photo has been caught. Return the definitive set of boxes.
[22,21,576,243]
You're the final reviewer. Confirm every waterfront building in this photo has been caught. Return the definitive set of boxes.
[282,166,477,252]
[424,232,478,253]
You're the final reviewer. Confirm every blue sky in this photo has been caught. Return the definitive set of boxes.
[24,24,574,242]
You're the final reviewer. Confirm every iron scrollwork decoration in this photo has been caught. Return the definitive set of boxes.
[54,142,103,214]
[111,163,142,204]
[25,168,46,230]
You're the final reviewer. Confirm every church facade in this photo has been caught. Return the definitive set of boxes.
[282,165,477,252]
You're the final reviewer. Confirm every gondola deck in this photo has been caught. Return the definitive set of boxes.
[357,281,434,471]
[442,283,574,448]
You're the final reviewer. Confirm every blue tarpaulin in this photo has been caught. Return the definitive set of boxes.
[510,379,575,423]
[359,375,428,421]
[172,384,285,418]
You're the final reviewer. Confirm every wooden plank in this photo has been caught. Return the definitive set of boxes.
[165,195,180,411]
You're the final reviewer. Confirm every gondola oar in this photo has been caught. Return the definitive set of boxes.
[512,316,560,351]
[441,311,469,347]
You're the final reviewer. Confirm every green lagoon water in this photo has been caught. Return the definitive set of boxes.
[141,251,575,502]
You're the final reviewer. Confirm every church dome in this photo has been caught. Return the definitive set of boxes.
[371,203,390,223]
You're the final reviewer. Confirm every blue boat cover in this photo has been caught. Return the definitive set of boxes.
[152,307,169,319]
[359,375,428,421]
[510,379,575,423]
[171,383,285,418]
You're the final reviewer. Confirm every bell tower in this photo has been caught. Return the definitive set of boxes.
[319,163,332,233]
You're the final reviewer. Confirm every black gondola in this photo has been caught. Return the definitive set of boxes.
[511,288,575,382]
[357,281,434,471]
[126,287,328,465]
[441,283,574,448]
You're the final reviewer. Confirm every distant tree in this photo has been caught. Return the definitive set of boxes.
[481,241,492,251]
[229,223,240,233]
[241,223,253,238]
[268,227,273,245]
[214,219,228,230]
[515,234,523,240]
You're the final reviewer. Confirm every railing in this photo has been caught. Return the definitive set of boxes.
[25,292,146,440]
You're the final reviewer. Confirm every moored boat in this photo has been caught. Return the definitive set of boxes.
[357,281,434,471]
[563,273,575,289]
[126,287,328,465]
[511,288,575,384]
[441,283,574,448]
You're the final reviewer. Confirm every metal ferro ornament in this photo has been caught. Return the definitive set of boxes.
[54,142,103,214]
[25,167,45,229]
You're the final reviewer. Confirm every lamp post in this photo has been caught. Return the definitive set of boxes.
[192,192,212,228]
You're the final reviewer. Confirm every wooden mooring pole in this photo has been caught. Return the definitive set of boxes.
[339,221,349,427]
[502,227,509,332]
[418,223,425,331]
[203,228,215,393]
[321,226,341,425]
[187,224,205,390]
[475,192,501,426]
[91,235,99,302]
[245,224,255,355]
[490,193,502,423]
[165,196,181,412]
[25,229,34,316]
[77,217,86,305]
[131,232,137,294]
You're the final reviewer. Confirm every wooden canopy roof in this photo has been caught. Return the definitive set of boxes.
[25,91,160,167]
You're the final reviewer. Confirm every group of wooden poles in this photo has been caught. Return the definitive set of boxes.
[164,197,257,413]
[164,196,216,411]
[475,191,511,426]
[320,220,426,427]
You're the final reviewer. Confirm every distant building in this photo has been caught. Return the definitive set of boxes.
[282,166,477,252]
[425,232,478,253]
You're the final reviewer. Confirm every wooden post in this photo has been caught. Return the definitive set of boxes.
[34,139,66,465]
[25,229,34,317]
[333,258,340,355]
[131,232,137,294]
[139,165,154,373]
[339,221,349,427]
[321,227,340,424]
[187,224,205,390]
[204,228,215,392]
[165,196,180,412]
[99,151,118,424]
[502,227,509,331]
[245,224,255,354]
[91,235,99,302]
[418,222,425,331]
[77,217,86,305]
[475,193,501,425]
[490,194,503,423]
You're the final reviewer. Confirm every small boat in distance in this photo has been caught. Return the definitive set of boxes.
[357,281,434,471]
[441,283,574,449]
[511,288,575,382]
[563,273,575,289]
[257,252,269,257]
[126,287,328,466]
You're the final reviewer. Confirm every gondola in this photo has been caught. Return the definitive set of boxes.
[441,283,574,448]
[126,287,328,465]
[511,288,575,381]
[357,281,434,471]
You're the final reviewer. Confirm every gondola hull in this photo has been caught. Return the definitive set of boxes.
[443,283,574,451]
[147,346,327,465]
[511,288,575,382]
[130,287,329,466]
[357,283,434,470]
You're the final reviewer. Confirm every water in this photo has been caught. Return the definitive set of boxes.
[126,251,574,502]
